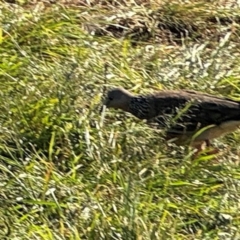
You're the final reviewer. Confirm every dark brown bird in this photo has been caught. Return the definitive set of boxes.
[102,87,240,151]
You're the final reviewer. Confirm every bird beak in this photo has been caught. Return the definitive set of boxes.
[99,104,106,113]
[100,97,110,113]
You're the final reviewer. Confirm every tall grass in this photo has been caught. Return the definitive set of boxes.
[1,0,240,239]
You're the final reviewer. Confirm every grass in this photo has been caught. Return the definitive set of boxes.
[1,0,240,239]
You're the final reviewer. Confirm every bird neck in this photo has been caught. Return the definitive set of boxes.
[128,96,149,119]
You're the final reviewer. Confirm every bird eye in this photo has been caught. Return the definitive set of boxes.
[108,97,113,101]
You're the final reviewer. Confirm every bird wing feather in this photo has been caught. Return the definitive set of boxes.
[148,90,240,135]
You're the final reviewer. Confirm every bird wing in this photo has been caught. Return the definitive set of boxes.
[148,91,240,135]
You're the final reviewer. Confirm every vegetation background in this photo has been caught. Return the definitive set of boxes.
[1,0,240,239]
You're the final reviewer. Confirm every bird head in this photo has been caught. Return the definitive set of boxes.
[102,87,133,111]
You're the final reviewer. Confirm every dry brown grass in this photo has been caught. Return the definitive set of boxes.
[6,0,240,45]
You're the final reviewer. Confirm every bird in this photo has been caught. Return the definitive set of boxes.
[101,87,240,153]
